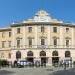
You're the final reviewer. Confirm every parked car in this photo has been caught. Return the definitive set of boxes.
[17,60,33,68]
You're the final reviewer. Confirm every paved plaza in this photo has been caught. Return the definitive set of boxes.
[0,67,75,75]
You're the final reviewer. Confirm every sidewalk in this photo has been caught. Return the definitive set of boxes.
[46,66,74,73]
[0,66,74,75]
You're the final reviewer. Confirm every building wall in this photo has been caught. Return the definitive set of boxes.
[0,29,11,60]
[0,10,75,65]
[0,25,75,63]
[6,25,75,65]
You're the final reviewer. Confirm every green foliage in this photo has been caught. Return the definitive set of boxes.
[0,60,9,67]
[73,61,75,65]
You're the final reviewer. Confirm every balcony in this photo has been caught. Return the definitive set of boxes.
[10,45,74,50]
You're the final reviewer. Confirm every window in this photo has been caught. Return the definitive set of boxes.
[29,38,32,47]
[53,38,57,47]
[17,40,20,48]
[1,53,4,58]
[8,53,11,59]
[2,41,6,48]
[17,28,20,34]
[2,32,5,38]
[53,27,57,33]
[66,28,69,32]
[9,32,11,37]
[41,38,45,45]
[28,27,32,32]
[66,39,69,47]
[41,26,44,32]
[16,51,21,59]
[8,41,11,47]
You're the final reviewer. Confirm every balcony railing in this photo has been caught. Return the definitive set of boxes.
[10,45,75,50]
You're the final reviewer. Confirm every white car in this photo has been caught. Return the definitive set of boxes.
[17,60,33,67]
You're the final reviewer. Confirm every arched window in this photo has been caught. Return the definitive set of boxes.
[40,51,46,56]
[16,51,21,59]
[52,51,58,56]
[27,51,33,56]
[65,51,71,57]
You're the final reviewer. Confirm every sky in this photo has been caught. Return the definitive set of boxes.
[0,0,75,27]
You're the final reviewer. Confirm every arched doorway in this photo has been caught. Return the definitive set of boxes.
[52,51,59,65]
[40,51,46,66]
[16,51,21,60]
[65,51,71,57]
[27,51,34,63]
[65,51,72,66]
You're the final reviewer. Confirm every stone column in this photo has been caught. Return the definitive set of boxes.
[35,26,38,48]
[11,28,15,49]
[60,26,63,48]
[72,28,74,48]
[23,26,26,49]
[34,57,41,66]
[47,57,52,66]
[48,25,50,47]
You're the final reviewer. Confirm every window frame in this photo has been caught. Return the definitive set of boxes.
[29,38,32,47]
[2,32,5,38]
[53,38,57,47]
[17,39,20,48]
[41,26,45,33]
[66,28,69,32]
[2,41,6,48]
[41,38,45,46]
[8,41,11,47]
[53,27,57,33]
[9,32,11,37]
[28,27,32,33]
[8,53,11,59]
[66,39,69,47]
[17,28,20,34]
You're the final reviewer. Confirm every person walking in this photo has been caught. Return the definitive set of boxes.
[64,62,66,70]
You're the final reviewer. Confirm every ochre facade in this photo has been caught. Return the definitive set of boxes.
[0,10,75,65]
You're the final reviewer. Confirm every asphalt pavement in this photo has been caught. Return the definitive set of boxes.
[51,68,75,75]
[0,67,74,75]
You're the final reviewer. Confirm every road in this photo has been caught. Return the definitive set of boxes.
[0,67,75,75]
[51,68,75,75]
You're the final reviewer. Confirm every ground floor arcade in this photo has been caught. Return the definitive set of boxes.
[0,49,75,66]
[10,49,74,66]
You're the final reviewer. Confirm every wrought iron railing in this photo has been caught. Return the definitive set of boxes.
[9,45,75,50]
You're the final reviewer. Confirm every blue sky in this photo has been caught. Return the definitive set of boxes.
[0,0,75,27]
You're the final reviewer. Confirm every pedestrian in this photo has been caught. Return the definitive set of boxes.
[64,62,66,70]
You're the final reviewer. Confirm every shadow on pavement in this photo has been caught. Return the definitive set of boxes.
[0,70,15,75]
[49,68,75,75]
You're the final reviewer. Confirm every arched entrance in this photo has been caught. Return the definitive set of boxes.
[16,51,21,60]
[65,51,71,57]
[40,51,46,66]
[52,51,59,65]
[27,51,34,63]
[65,51,72,66]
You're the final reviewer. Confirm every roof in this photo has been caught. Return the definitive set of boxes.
[11,22,75,27]
[0,27,11,32]
[11,10,75,27]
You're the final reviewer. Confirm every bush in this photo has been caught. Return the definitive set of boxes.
[73,61,75,64]
[0,60,9,67]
